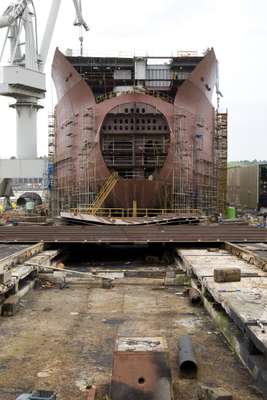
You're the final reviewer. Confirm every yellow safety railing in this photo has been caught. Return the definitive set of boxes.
[69,208,202,219]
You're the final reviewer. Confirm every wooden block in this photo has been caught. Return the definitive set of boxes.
[1,280,35,317]
[197,384,233,400]
[214,268,241,283]
[0,270,12,284]
[165,274,191,287]
[2,296,20,317]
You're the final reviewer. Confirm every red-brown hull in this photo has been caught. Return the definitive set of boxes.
[52,49,218,212]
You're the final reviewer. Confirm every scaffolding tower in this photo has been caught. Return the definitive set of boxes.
[215,112,228,215]
[172,107,225,215]
[77,106,97,208]
[50,106,97,215]
[50,105,227,217]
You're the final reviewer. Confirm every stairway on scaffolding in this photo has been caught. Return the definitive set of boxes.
[87,172,119,215]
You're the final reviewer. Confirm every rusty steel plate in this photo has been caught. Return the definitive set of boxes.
[111,337,172,400]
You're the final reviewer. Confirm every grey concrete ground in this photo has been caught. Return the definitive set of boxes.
[0,245,30,260]
[0,281,263,400]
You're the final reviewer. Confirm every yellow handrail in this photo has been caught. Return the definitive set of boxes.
[70,207,202,218]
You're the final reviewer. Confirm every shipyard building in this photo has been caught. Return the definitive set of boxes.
[228,163,267,211]
[50,48,227,216]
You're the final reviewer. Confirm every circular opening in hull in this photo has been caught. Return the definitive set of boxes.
[101,102,170,180]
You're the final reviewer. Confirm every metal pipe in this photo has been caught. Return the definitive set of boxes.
[178,336,198,378]
[188,288,202,305]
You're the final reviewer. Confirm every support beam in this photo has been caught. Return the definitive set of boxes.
[39,0,62,71]
[10,98,43,159]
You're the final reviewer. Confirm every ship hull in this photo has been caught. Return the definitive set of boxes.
[52,49,218,213]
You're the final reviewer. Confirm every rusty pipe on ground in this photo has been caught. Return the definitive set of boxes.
[178,335,198,378]
[188,288,202,305]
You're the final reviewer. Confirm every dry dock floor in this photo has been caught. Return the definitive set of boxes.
[0,277,263,400]
[0,245,30,260]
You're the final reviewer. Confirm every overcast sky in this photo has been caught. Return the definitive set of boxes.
[0,0,266,161]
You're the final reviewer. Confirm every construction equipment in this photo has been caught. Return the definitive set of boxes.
[0,0,45,159]
[0,0,89,159]
[16,391,56,400]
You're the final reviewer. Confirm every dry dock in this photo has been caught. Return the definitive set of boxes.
[0,244,265,400]
[179,245,267,395]
[0,261,262,400]
[0,232,267,399]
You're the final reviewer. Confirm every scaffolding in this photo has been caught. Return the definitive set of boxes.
[172,107,225,215]
[50,102,227,218]
[50,106,97,216]
[101,103,170,180]
[47,113,56,212]
[76,106,97,208]
[215,112,228,214]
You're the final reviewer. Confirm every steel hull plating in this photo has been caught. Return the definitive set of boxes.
[52,49,218,213]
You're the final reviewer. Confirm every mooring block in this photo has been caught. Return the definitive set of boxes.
[0,269,12,284]
[214,268,241,283]
[2,296,20,317]
[197,384,233,400]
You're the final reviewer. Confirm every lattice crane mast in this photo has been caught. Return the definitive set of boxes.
[0,0,89,159]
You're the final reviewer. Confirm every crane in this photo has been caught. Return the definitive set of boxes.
[73,0,89,56]
[0,0,89,159]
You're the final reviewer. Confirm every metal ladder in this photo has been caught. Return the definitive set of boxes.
[89,172,119,214]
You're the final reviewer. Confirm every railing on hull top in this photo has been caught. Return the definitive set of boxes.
[95,89,174,104]
[69,208,202,219]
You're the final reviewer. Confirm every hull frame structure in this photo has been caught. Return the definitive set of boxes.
[50,48,227,218]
